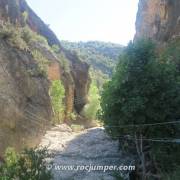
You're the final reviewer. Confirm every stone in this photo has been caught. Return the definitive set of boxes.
[135,0,180,43]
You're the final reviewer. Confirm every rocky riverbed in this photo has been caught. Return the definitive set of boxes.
[39,124,133,180]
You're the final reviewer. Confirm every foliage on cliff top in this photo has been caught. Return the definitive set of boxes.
[0,22,51,76]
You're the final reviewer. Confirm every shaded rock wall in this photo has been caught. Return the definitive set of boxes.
[0,39,52,154]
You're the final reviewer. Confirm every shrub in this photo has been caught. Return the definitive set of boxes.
[0,22,70,78]
[161,38,180,69]
[0,147,52,180]
[0,22,14,39]
[51,45,70,73]
[31,50,49,76]
[0,22,51,79]
[21,11,29,25]
[162,166,180,180]
[21,26,49,48]
[82,81,101,120]
[61,56,70,73]
[0,22,49,52]
[0,21,50,55]
[0,22,28,50]
[70,112,77,121]
[56,52,70,73]
[49,80,65,124]
[100,39,180,174]
[51,44,60,53]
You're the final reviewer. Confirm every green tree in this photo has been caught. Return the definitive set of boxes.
[100,39,180,174]
[49,80,65,124]
[82,81,100,120]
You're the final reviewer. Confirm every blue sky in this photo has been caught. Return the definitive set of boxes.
[26,0,139,45]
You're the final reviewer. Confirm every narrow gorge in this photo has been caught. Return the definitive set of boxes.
[0,0,180,180]
[0,0,90,155]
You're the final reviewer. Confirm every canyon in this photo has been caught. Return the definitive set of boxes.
[0,0,90,155]
[0,1,180,179]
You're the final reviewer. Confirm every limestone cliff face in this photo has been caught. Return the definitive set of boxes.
[63,49,91,113]
[0,39,52,154]
[0,0,90,114]
[135,0,180,42]
[0,0,90,154]
[0,0,61,46]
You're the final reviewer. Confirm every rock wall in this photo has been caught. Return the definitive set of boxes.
[0,0,90,115]
[0,39,52,154]
[135,0,180,43]
[0,0,90,155]
[134,1,180,178]
[63,49,91,114]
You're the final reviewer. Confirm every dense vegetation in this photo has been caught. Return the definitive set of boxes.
[0,148,52,180]
[82,80,101,121]
[62,41,124,87]
[49,80,65,124]
[100,39,180,179]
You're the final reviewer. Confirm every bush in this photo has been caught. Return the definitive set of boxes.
[51,44,60,53]
[100,39,180,174]
[21,11,29,25]
[82,81,100,120]
[31,50,49,76]
[162,166,180,180]
[0,22,28,50]
[51,45,72,74]
[0,147,52,180]
[0,22,51,77]
[70,112,77,121]
[0,22,52,77]
[49,80,65,124]
[21,26,49,48]
[59,54,70,73]
[161,38,180,69]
